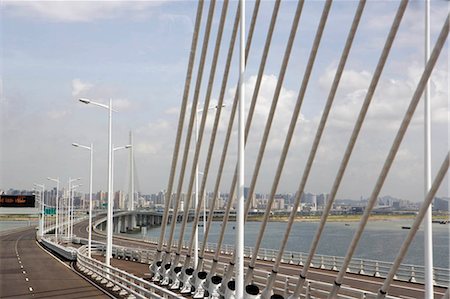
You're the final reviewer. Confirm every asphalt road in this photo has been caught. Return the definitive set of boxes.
[0,227,109,299]
[73,219,448,298]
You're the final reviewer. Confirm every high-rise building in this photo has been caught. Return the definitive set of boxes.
[433,197,449,211]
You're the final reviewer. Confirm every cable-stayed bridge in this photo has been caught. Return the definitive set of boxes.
[2,0,448,298]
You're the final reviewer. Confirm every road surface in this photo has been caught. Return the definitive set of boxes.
[0,227,109,298]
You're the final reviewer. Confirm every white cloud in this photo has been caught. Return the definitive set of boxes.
[159,13,193,28]
[164,106,179,115]
[71,79,93,97]
[136,142,160,155]
[2,1,164,22]
[319,67,372,94]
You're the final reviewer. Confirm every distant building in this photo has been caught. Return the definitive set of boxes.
[114,191,125,209]
[316,193,328,209]
[433,197,449,212]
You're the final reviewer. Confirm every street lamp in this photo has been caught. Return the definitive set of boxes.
[47,177,60,242]
[34,183,45,238]
[194,104,225,268]
[72,142,94,257]
[78,97,114,267]
[69,183,82,240]
[112,144,132,208]
[67,177,81,241]
[105,144,132,247]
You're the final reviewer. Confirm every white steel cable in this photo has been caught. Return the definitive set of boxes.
[184,1,240,272]
[173,0,230,259]
[259,1,366,297]
[244,0,333,285]
[198,0,277,274]
[377,152,449,298]
[217,0,306,287]
[195,0,261,269]
[152,0,204,270]
[293,1,408,294]
[329,11,448,298]
[163,0,217,264]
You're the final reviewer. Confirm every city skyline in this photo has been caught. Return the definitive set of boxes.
[4,185,449,212]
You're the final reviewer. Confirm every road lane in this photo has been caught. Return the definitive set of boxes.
[0,227,108,298]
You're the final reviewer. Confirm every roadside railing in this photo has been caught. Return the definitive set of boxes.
[91,216,450,288]
[77,241,396,299]
[190,252,399,299]
[134,235,449,288]
[41,237,77,260]
[252,247,450,288]
[76,244,184,299]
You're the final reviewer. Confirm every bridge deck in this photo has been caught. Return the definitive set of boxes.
[0,227,108,299]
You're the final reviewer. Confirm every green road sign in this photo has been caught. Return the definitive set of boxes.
[45,207,56,215]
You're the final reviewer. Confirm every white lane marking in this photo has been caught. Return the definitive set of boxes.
[18,260,22,264]
[29,287,33,292]
[22,270,26,274]
[25,278,29,282]
[20,265,24,269]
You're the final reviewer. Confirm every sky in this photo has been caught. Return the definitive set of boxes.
[0,0,448,202]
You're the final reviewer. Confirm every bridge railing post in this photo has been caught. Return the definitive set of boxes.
[374,262,381,277]
[409,266,417,283]
[270,249,275,261]
[358,260,365,275]
[320,256,325,269]
[332,256,338,271]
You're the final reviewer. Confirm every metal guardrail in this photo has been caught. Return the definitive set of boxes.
[197,256,395,299]
[76,245,184,299]
[41,237,77,261]
[202,241,449,288]
[92,217,450,288]
[76,240,397,299]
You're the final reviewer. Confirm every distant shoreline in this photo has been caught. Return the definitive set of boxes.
[0,215,39,221]
[1,213,448,224]
[216,213,450,223]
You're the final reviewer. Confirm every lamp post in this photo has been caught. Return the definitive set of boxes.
[112,144,132,208]
[69,183,82,240]
[195,104,225,268]
[107,144,132,240]
[34,183,45,238]
[72,142,94,257]
[237,0,245,296]
[47,177,60,242]
[67,177,81,241]
[129,132,135,212]
[78,97,114,267]
[424,2,434,298]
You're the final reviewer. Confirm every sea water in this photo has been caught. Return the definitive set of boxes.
[129,219,449,269]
